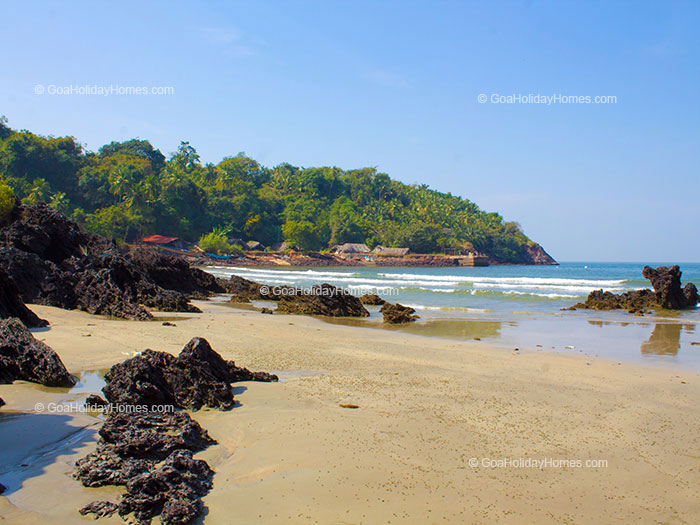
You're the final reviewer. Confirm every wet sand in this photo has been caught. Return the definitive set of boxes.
[1,302,699,523]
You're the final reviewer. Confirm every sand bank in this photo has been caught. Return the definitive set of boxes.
[1,302,699,523]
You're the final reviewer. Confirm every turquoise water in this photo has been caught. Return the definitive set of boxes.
[206,263,700,368]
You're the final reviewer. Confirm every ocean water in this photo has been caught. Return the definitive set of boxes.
[205,262,700,368]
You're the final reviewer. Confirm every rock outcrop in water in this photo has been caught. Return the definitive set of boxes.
[0,317,75,387]
[76,411,215,524]
[0,268,47,327]
[642,265,698,309]
[568,265,699,313]
[102,337,278,411]
[380,303,419,324]
[360,293,386,306]
[276,284,369,317]
[0,204,237,320]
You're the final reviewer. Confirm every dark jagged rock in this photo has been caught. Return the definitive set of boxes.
[0,396,5,407]
[0,318,75,387]
[0,482,6,494]
[380,302,419,324]
[360,293,386,306]
[566,289,658,314]
[100,411,214,462]
[260,307,273,314]
[129,248,226,299]
[118,449,214,525]
[0,267,47,327]
[103,337,278,411]
[79,501,119,518]
[85,394,109,408]
[75,412,214,488]
[76,412,215,524]
[642,265,698,309]
[276,284,369,317]
[225,274,265,302]
[521,243,557,265]
[0,204,212,320]
[569,266,698,313]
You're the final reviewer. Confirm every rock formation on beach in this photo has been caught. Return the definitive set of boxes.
[0,267,47,327]
[360,293,386,306]
[102,337,278,411]
[380,302,419,324]
[276,283,370,317]
[0,317,75,386]
[641,265,698,309]
[76,411,216,524]
[568,265,699,314]
[0,204,240,320]
[77,337,277,524]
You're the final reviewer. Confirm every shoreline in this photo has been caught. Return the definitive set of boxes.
[1,302,699,523]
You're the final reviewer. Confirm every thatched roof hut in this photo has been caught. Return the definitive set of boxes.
[330,243,370,254]
[371,245,410,256]
[245,240,265,251]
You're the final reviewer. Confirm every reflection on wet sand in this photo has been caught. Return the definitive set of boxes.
[641,323,695,356]
[319,316,504,341]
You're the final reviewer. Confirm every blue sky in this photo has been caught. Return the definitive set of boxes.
[2,1,699,261]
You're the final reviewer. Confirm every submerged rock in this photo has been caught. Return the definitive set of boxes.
[569,265,698,313]
[380,303,419,324]
[360,293,386,306]
[76,411,215,524]
[0,267,47,327]
[276,284,369,317]
[0,318,75,387]
[102,337,278,411]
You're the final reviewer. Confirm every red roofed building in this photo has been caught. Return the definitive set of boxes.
[141,235,185,249]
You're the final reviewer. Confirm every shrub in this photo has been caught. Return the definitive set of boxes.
[0,181,16,224]
[199,231,242,256]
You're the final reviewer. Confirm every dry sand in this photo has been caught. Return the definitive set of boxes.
[1,301,699,524]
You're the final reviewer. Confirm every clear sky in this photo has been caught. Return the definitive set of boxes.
[2,1,699,262]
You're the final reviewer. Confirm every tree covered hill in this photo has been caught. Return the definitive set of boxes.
[0,117,555,264]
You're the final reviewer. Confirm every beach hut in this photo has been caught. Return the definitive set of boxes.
[246,240,265,251]
[371,245,410,256]
[271,241,298,252]
[141,235,185,250]
[330,243,370,254]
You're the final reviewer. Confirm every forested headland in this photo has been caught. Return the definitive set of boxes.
[0,116,554,264]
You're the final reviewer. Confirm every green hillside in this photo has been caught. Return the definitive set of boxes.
[0,116,553,264]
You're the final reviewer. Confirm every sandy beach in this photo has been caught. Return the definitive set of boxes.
[1,301,699,524]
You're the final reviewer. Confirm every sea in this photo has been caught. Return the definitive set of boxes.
[204,262,700,369]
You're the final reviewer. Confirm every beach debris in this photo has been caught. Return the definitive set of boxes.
[0,268,47,327]
[691,342,700,346]
[359,293,386,306]
[276,283,370,317]
[340,403,360,409]
[380,302,419,324]
[260,307,273,314]
[0,317,75,387]
[102,337,278,411]
[566,265,698,313]
[474,337,481,341]
[162,321,176,326]
[75,411,216,524]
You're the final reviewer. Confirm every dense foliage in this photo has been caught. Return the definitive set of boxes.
[0,117,538,261]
